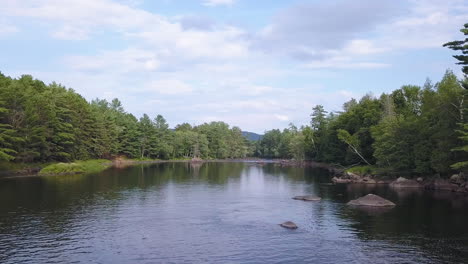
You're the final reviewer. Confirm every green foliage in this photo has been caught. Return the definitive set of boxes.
[452,122,468,169]
[253,70,465,177]
[443,23,468,81]
[443,23,468,170]
[38,159,110,176]
[0,73,251,165]
[345,165,377,175]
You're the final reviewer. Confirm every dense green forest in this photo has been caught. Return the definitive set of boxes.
[255,24,468,177]
[255,70,465,176]
[0,73,251,162]
[1,24,467,178]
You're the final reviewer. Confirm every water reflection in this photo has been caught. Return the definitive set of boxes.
[0,162,467,263]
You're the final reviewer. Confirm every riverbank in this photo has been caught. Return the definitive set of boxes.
[331,167,468,194]
[0,158,338,178]
[2,159,467,195]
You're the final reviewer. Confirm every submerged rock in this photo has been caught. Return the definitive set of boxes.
[390,177,422,188]
[292,195,321,201]
[280,221,298,229]
[347,194,396,207]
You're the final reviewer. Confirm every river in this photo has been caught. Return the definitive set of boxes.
[0,162,467,263]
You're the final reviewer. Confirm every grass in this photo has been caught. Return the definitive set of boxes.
[345,165,378,175]
[38,159,111,176]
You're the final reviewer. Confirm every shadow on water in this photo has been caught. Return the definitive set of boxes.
[334,183,468,263]
[0,162,467,263]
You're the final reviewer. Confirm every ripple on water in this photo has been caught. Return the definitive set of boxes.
[0,162,467,263]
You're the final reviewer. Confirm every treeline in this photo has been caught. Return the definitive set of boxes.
[254,70,467,176]
[0,73,251,162]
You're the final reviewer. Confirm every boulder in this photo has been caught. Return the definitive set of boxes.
[390,177,422,188]
[280,221,298,229]
[346,172,361,180]
[362,177,377,184]
[450,174,460,183]
[416,177,424,182]
[347,194,396,207]
[292,195,321,201]
[450,174,465,185]
[332,177,352,184]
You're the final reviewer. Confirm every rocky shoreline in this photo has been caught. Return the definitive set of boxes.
[2,159,467,195]
[332,171,468,194]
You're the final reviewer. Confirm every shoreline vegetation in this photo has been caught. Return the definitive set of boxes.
[2,158,467,195]
[0,24,467,193]
[0,67,466,180]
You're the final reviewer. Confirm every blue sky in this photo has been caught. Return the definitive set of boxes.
[0,0,467,133]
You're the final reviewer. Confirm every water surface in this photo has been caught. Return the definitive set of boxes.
[1,162,468,263]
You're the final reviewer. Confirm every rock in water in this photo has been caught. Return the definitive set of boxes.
[390,177,422,188]
[347,194,395,207]
[280,221,298,229]
[292,195,321,201]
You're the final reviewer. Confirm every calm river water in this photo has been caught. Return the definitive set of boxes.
[1,162,468,263]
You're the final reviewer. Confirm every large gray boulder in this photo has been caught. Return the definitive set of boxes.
[390,177,422,188]
[280,221,298,229]
[347,194,396,207]
[292,195,321,201]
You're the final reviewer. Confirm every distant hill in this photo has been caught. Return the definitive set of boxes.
[242,131,263,141]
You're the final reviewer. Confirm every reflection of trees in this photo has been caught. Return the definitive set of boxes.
[260,164,333,198]
[2,163,467,263]
[0,162,248,235]
[336,186,468,262]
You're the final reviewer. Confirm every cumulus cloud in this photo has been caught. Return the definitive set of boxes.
[1,0,467,132]
[179,15,215,31]
[64,48,161,73]
[147,79,194,95]
[255,0,404,58]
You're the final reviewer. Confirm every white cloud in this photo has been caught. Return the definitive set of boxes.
[202,0,236,7]
[52,25,90,40]
[1,0,249,61]
[274,114,289,121]
[64,48,161,73]
[147,79,193,95]
[303,57,389,69]
[1,0,466,133]
[239,85,274,96]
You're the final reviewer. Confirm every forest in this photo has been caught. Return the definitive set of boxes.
[0,74,251,162]
[254,23,468,177]
[1,24,467,178]
[255,70,466,176]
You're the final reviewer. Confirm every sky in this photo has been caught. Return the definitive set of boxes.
[0,0,467,133]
